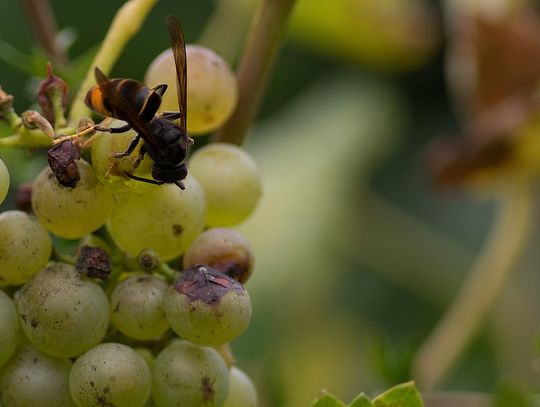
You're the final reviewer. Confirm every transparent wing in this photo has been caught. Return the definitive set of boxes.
[166,15,187,135]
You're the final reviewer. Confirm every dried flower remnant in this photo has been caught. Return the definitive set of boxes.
[47,141,81,187]
[37,63,69,126]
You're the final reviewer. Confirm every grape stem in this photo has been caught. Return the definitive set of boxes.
[69,0,158,122]
[212,0,297,145]
[412,184,533,389]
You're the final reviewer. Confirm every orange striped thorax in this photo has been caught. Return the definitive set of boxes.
[85,79,163,122]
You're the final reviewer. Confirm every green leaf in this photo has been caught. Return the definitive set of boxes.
[349,393,373,407]
[311,390,346,407]
[372,382,424,407]
[491,383,530,407]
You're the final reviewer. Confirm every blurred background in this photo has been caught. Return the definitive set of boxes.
[2,0,540,405]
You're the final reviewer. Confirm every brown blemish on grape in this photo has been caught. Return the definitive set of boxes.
[172,224,183,236]
[200,376,216,403]
[174,265,245,306]
[30,318,39,328]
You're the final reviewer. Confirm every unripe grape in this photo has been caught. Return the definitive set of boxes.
[107,175,206,261]
[223,367,258,407]
[0,210,52,286]
[152,340,229,407]
[189,143,262,227]
[145,45,238,135]
[32,159,114,238]
[110,273,170,340]
[164,265,252,346]
[0,157,9,205]
[0,290,18,366]
[183,228,254,284]
[90,123,154,191]
[70,343,152,407]
[0,346,73,407]
[17,263,109,358]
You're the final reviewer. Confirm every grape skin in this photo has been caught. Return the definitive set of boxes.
[0,157,9,205]
[152,340,229,407]
[223,367,258,407]
[17,263,109,358]
[32,159,114,239]
[107,175,206,261]
[90,123,154,191]
[164,268,253,346]
[0,346,73,407]
[189,143,262,227]
[0,290,18,367]
[69,343,152,407]
[0,210,52,286]
[110,273,170,340]
[145,45,238,135]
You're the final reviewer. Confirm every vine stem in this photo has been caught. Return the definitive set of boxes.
[213,0,297,145]
[21,0,69,66]
[69,0,157,122]
[412,184,533,390]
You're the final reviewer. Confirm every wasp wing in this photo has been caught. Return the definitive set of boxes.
[166,15,187,135]
[93,67,162,151]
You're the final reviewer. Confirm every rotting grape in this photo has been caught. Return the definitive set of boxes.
[110,273,170,340]
[107,175,206,261]
[0,346,73,407]
[69,343,152,407]
[152,339,229,407]
[189,143,262,227]
[17,262,109,358]
[32,159,114,238]
[164,265,252,346]
[183,227,254,284]
[0,210,52,286]
[0,157,9,205]
[0,290,18,367]
[223,367,258,407]
[145,45,238,135]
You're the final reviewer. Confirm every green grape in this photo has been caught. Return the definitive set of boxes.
[189,143,262,227]
[0,346,73,407]
[0,157,9,205]
[134,347,155,370]
[0,290,18,366]
[107,175,206,261]
[223,367,258,407]
[152,340,229,407]
[164,265,252,346]
[90,122,154,191]
[0,210,52,286]
[110,273,170,340]
[70,343,152,407]
[17,262,109,358]
[183,227,254,284]
[32,159,114,238]
[145,45,238,135]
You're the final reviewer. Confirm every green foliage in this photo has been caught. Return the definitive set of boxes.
[310,382,423,407]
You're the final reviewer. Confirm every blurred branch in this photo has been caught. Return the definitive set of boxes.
[412,184,533,390]
[69,0,157,122]
[21,0,69,66]
[213,0,297,145]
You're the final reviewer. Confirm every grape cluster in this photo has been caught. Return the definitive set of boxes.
[0,43,260,407]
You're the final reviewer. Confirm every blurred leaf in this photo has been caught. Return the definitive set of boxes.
[0,39,35,76]
[491,383,530,407]
[372,382,424,407]
[349,393,373,407]
[311,391,346,407]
